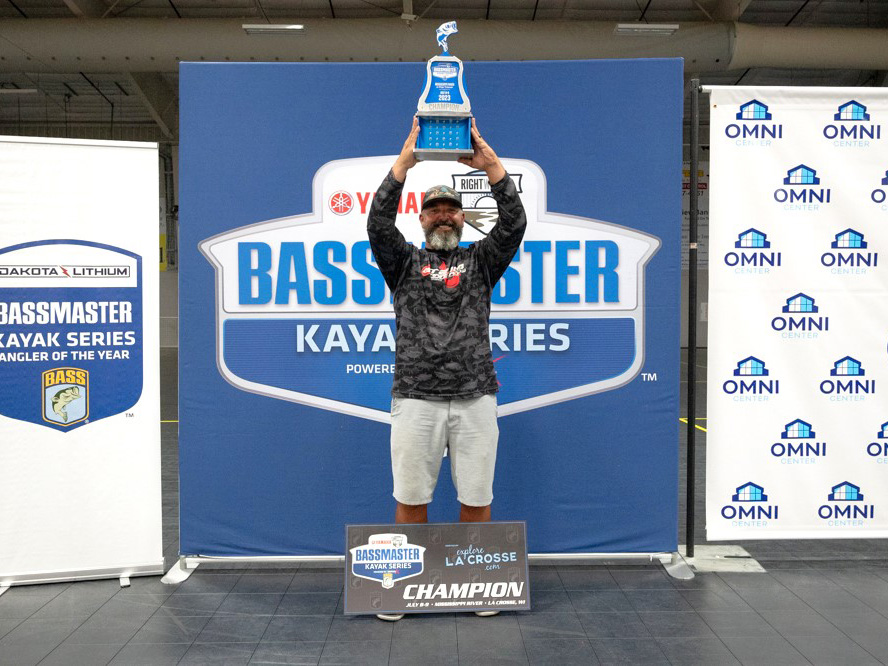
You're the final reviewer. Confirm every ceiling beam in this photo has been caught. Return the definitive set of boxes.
[0,19,886,74]
[127,72,176,138]
[695,0,752,22]
[62,0,107,18]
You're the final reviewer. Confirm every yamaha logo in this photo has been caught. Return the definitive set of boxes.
[328,190,354,215]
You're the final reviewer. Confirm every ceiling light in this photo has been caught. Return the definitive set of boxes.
[0,88,39,94]
[614,23,679,36]
[242,24,305,35]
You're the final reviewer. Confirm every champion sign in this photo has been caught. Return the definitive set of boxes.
[0,240,144,432]
[200,157,660,422]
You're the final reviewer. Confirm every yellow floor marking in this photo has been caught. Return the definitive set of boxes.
[679,417,708,432]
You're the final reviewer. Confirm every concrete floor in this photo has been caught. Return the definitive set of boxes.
[1,347,887,664]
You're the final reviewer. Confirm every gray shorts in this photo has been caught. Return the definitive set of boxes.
[390,395,498,507]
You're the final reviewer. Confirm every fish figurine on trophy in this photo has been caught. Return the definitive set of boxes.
[414,21,473,161]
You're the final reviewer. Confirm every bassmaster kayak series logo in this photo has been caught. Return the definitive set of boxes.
[42,367,89,426]
[200,157,660,422]
[0,240,144,432]
[350,533,425,588]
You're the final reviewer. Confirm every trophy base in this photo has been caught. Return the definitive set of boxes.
[413,148,474,161]
[415,115,472,161]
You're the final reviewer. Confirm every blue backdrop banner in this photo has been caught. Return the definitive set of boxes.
[179,59,682,555]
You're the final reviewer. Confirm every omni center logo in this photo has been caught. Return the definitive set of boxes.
[770,293,828,339]
[867,421,888,464]
[200,157,660,423]
[721,482,779,527]
[823,100,881,148]
[818,482,875,527]
[820,356,875,401]
[722,356,779,402]
[872,170,888,210]
[724,228,781,275]
[771,419,826,463]
[724,99,782,147]
[821,229,877,274]
[774,164,831,211]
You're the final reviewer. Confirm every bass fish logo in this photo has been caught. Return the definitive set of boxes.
[42,367,89,427]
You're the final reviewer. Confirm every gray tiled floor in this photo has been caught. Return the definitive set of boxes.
[1,349,887,664]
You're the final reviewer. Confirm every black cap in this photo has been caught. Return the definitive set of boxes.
[422,184,463,210]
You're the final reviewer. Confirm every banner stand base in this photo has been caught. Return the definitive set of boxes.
[163,551,691,584]
[678,545,764,573]
[0,562,165,589]
[663,552,695,580]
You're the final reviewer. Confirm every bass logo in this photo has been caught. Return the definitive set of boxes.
[42,367,89,427]
[0,240,143,432]
[200,157,660,422]
[350,533,425,588]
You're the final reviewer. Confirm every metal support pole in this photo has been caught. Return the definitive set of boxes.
[686,78,700,559]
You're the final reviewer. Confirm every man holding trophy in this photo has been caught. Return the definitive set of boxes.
[366,22,526,621]
[368,115,525,521]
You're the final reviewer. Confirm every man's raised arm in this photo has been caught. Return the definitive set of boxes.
[367,118,420,290]
[460,120,527,283]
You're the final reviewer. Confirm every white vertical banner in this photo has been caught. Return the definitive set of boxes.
[706,88,888,540]
[0,137,163,584]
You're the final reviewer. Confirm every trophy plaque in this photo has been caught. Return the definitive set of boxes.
[414,21,473,161]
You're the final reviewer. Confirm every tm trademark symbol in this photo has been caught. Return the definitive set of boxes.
[642,372,658,382]
[125,412,134,418]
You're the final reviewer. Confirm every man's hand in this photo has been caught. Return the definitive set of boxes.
[458,119,506,185]
[392,117,420,183]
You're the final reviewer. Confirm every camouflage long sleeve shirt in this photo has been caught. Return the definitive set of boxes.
[368,170,527,399]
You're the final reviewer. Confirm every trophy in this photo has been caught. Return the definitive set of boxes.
[414,21,473,161]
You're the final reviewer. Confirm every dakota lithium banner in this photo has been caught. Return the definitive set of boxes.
[180,61,682,555]
[706,87,888,540]
[0,137,163,583]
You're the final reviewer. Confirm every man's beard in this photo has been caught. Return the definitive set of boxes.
[425,225,462,251]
